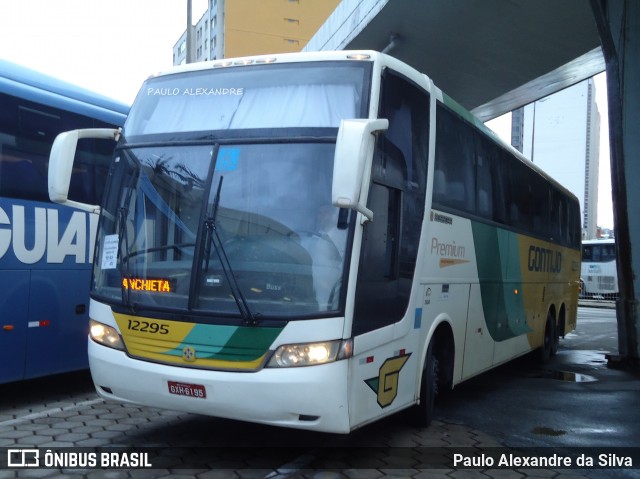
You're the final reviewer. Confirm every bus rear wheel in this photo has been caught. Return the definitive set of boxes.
[539,311,558,362]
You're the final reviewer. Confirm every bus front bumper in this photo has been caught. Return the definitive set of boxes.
[88,338,352,433]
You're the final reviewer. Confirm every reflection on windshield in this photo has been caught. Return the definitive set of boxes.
[93,141,350,320]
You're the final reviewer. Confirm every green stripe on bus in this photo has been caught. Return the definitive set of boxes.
[472,221,530,341]
[214,325,283,361]
[168,323,283,362]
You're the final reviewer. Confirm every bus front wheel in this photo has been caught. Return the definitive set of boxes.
[414,340,438,427]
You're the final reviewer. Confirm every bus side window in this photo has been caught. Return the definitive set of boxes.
[570,199,581,247]
[476,155,493,218]
[507,159,536,232]
[0,93,116,205]
[0,95,50,201]
[534,175,551,237]
[433,105,476,214]
[490,149,508,224]
[0,152,48,201]
[433,169,446,204]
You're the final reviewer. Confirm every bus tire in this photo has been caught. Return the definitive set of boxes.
[414,340,438,428]
[550,315,559,356]
[539,311,557,362]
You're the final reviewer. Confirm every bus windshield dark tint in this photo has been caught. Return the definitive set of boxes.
[124,62,370,136]
[582,242,616,262]
[93,141,350,319]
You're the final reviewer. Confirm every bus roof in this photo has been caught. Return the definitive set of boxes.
[148,50,383,79]
[582,238,615,245]
[0,58,129,125]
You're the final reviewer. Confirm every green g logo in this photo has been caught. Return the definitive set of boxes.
[365,353,411,408]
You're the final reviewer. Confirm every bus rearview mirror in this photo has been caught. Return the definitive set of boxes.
[332,118,388,222]
[48,128,120,214]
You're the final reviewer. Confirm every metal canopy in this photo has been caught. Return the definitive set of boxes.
[306,0,604,121]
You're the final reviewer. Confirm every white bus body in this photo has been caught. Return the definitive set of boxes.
[49,51,581,433]
[581,238,618,300]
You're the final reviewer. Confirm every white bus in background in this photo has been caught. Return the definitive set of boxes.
[48,50,581,433]
[581,238,618,300]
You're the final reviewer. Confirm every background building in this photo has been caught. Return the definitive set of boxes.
[173,0,340,65]
[511,79,601,240]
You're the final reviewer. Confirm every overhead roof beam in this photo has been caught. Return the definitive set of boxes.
[472,47,605,121]
[307,0,602,117]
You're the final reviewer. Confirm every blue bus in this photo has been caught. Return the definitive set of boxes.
[0,59,128,383]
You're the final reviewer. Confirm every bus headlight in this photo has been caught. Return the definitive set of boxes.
[89,319,124,351]
[267,339,352,368]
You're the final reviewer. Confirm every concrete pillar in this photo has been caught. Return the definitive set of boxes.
[591,0,640,367]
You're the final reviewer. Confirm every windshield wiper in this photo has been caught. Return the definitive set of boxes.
[118,206,134,311]
[203,176,259,326]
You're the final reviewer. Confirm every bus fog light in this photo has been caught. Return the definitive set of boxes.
[267,339,352,368]
[90,319,124,351]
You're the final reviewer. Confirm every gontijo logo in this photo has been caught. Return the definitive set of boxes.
[527,245,562,273]
[0,204,97,264]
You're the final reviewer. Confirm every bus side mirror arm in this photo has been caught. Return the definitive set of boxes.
[48,128,120,214]
[332,119,389,222]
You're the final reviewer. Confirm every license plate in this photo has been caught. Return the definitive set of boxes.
[167,381,207,399]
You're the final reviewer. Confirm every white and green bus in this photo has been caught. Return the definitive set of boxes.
[581,238,618,300]
[48,51,581,433]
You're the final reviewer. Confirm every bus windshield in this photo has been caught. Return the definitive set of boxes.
[582,241,616,262]
[124,61,369,137]
[93,140,350,320]
[91,60,373,321]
